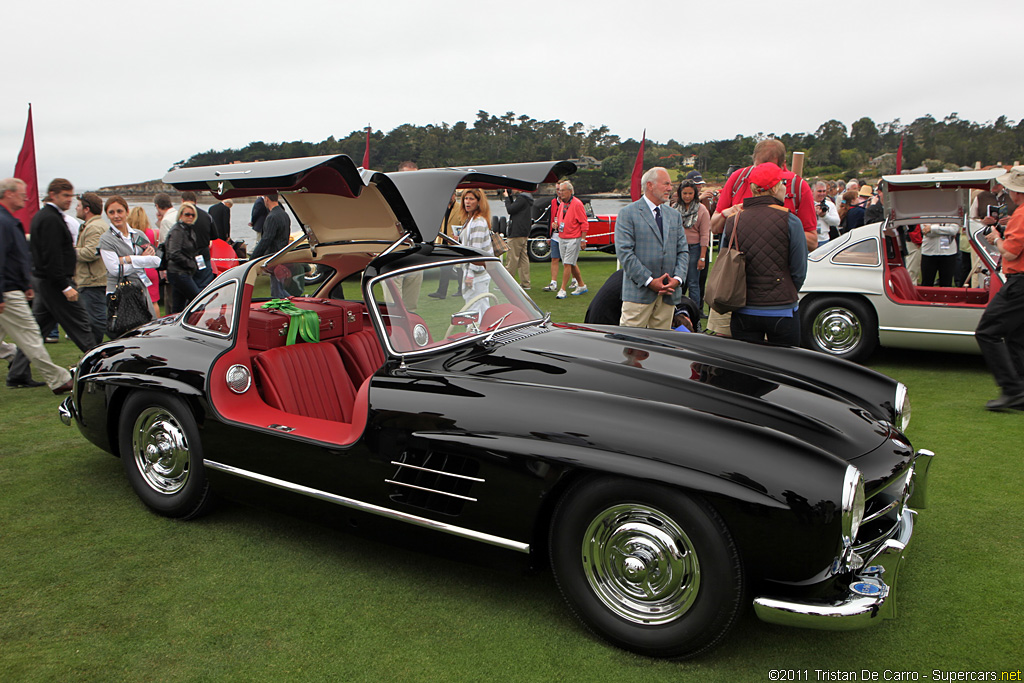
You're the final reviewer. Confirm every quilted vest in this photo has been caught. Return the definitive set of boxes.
[731,196,799,306]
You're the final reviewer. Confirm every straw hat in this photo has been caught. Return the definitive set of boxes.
[997,166,1024,193]
[858,185,874,197]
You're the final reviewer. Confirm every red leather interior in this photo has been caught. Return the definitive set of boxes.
[888,266,921,302]
[334,329,387,386]
[254,342,356,423]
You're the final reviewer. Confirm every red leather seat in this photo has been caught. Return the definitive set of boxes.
[254,342,356,423]
[889,266,921,301]
[335,328,386,386]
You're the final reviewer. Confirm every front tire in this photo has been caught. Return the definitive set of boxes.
[119,391,212,519]
[801,296,878,363]
[549,476,743,659]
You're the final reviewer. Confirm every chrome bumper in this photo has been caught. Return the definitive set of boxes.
[753,448,932,630]
[58,396,74,426]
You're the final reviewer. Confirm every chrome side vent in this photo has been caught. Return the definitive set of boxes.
[387,450,483,516]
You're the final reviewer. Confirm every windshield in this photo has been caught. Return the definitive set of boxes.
[370,259,545,354]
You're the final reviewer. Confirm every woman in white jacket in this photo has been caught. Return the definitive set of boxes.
[458,188,494,318]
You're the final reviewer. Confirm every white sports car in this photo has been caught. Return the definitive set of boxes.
[799,169,1006,362]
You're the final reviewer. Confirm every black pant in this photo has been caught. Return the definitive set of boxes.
[730,311,800,346]
[921,254,958,287]
[975,274,1024,396]
[31,277,94,352]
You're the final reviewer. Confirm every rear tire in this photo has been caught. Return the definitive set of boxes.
[119,391,212,519]
[549,476,744,659]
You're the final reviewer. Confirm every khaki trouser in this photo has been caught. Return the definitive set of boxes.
[0,290,72,390]
[620,297,675,330]
[506,236,530,288]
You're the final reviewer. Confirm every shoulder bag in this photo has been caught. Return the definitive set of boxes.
[107,263,154,338]
[704,214,747,314]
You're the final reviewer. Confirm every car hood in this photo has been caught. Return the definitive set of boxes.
[426,324,897,462]
[881,169,1003,227]
[164,155,574,244]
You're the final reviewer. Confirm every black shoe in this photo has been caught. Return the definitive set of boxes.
[7,377,45,388]
[985,392,1024,411]
[427,292,446,299]
[52,378,73,395]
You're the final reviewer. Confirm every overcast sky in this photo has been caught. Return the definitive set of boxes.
[2,0,1016,191]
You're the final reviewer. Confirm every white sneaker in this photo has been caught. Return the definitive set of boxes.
[556,289,567,299]
[542,280,557,292]
[571,278,579,288]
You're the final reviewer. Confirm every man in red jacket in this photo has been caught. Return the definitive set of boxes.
[711,139,817,251]
[553,181,588,299]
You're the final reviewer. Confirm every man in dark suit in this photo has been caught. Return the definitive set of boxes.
[26,178,94,352]
[208,198,232,242]
[614,167,688,329]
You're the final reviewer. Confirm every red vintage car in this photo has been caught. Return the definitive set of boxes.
[527,197,618,261]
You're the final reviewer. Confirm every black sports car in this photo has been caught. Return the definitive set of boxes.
[59,155,932,659]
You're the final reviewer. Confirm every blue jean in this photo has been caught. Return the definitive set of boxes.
[79,286,108,346]
[686,244,702,304]
[168,272,200,314]
[730,311,800,346]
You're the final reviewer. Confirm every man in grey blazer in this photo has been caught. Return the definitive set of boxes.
[615,167,688,329]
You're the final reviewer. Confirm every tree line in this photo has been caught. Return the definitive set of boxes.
[182,111,1024,194]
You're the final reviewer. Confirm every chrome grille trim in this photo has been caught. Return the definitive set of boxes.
[490,326,549,345]
[861,497,900,524]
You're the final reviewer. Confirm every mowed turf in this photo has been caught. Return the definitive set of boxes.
[1,254,1021,681]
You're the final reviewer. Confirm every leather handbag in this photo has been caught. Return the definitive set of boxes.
[489,230,509,256]
[107,264,154,338]
[704,214,747,314]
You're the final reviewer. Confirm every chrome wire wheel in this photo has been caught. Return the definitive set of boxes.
[131,406,191,494]
[812,306,863,355]
[582,504,700,625]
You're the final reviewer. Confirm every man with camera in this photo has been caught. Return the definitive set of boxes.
[975,166,1024,411]
[813,181,840,248]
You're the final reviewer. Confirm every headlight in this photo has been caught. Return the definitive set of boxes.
[841,465,866,544]
[894,382,911,432]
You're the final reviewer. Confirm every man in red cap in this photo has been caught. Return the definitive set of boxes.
[711,138,817,251]
[717,163,808,345]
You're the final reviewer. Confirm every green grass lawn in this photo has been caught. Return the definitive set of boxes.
[2,253,1021,681]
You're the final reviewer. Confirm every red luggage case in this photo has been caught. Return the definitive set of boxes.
[247,298,363,350]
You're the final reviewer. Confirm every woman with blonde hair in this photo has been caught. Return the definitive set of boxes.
[128,206,161,312]
[458,188,494,316]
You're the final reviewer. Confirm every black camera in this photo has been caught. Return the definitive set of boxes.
[818,199,829,214]
[982,224,1006,238]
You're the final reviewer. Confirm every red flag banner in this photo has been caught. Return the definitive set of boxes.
[896,134,904,175]
[362,126,371,168]
[13,104,39,233]
[630,130,646,202]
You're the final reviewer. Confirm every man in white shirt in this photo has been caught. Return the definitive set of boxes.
[813,182,840,249]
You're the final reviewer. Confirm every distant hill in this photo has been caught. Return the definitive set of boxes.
[98,179,182,196]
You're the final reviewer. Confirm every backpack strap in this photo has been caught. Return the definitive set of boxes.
[730,166,754,203]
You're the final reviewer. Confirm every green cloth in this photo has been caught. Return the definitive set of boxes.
[260,299,320,345]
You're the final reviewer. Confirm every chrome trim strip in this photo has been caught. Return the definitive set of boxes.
[204,460,528,553]
[384,479,478,502]
[879,326,977,337]
[389,461,486,482]
[861,498,900,524]
[907,449,934,510]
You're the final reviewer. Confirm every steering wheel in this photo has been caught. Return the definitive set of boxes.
[445,292,499,337]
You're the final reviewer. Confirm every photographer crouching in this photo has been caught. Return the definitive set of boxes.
[976,166,1024,411]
